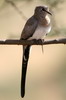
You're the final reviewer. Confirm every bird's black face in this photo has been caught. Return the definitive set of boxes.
[34,6,52,18]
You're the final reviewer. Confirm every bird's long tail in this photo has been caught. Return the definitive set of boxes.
[21,45,30,98]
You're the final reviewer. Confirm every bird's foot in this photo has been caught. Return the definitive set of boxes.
[35,39,44,45]
[32,39,44,45]
[32,39,39,44]
[37,39,44,44]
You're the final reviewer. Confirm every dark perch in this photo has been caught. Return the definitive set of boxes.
[0,38,66,45]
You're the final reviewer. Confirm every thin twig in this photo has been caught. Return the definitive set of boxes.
[0,38,66,45]
[5,0,27,20]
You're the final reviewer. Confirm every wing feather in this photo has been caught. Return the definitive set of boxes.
[20,16,38,39]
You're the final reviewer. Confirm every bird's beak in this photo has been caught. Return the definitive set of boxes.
[44,9,52,15]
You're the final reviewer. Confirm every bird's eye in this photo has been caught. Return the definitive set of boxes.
[42,8,45,11]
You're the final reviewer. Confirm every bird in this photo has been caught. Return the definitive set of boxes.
[20,5,52,98]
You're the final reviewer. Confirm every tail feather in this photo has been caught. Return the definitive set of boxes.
[21,45,30,98]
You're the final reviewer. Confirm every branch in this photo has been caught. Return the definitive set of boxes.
[0,38,66,45]
[5,0,27,20]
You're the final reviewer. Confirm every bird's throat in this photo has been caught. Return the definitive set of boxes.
[39,15,50,27]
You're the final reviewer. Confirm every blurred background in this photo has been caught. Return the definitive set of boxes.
[0,0,66,100]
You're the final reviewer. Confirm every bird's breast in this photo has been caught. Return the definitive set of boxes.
[29,25,51,40]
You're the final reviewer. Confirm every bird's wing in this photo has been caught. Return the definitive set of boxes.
[20,16,38,40]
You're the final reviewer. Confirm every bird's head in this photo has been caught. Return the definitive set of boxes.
[34,6,52,19]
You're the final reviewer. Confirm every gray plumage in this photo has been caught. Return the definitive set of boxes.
[20,6,52,98]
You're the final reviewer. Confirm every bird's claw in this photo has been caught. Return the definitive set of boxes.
[37,39,44,44]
